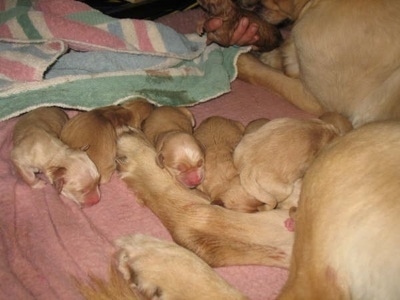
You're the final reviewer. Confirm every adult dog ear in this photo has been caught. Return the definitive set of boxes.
[48,166,67,193]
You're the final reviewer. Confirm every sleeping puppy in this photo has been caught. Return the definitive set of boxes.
[119,97,155,129]
[11,107,100,207]
[197,0,282,51]
[237,0,400,127]
[116,129,294,268]
[60,105,134,184]
[81,120,400,300]
[234,113,352,210]
[142,106,204,188]
[194,116,263,212]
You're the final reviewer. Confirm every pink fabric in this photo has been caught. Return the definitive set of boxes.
[0,79,312,300]
[0,57,37,81]
[133,20,156,52]
[0,8,315,300]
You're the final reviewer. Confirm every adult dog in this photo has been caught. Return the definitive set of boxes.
[237,0,400,127]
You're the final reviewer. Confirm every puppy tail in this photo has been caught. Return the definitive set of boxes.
[74,263,145,300]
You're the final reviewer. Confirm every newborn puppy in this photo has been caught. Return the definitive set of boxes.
[11,107,100,207]
[197,0,282,51]
[142,106,204,188]
[119,97,155,129]
[194,116,263,212]
[60,105,133,184]
[234,114,352,210]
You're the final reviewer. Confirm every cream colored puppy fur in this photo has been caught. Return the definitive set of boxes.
[142,106,204,188]
[237,0,400,127]
[11,107,100,207]
[60,105,133,184]
[234,114,351,210]
[120,97,155,129]
[116,129,293,269]
[194,116,263,212]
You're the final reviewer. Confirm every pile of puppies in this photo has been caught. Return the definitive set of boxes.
[10,98,154,207]
[10,98,352,214]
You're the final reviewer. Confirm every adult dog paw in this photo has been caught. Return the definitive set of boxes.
[115,234,246,300]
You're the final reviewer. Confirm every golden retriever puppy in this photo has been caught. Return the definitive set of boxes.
[83,120,400,300]
[119,97,155,129]
[234,114,351,210]
[116,129,294,268]
[194,116,263,212]
[237,0,400,127]
[11,107,100,207]
[197,0,282,51]
[60,105,134,184]
[142,106,205,188]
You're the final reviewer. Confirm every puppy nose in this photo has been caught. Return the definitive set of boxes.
[184,170,204,187]
[82,188,101,207]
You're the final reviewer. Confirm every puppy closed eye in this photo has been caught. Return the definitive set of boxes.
[197,159,204,168]
[177,164,189,173]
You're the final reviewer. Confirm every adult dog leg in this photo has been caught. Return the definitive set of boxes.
[237,53,324,115]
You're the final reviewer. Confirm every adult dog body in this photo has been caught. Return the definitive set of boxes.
[238,0,400,127]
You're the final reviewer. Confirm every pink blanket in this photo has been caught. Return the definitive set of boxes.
[0,7,314,300]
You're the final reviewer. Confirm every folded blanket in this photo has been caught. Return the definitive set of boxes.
[0,0,248,121]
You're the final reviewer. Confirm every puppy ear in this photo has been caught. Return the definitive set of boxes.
[319,112,353,135]
[116,155,128,165]
[155,152,165,168]
[80,144,90,151]
[177,107,196,127]
[48,167,66,194]
[211,198,225,207]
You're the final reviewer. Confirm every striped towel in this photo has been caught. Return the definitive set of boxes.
[0,0,248,121]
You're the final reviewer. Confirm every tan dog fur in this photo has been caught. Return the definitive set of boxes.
[142,106,205,188]
[237,0,400,127]
[116,129,294,268]
[197,0,282,51]
[116,234,247,300]
[119,98,155,129]
[194,116,263,212]
[234,114,351,210]
[81,121,400,300]
[60,105,134,184]
[11,107,100,207]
